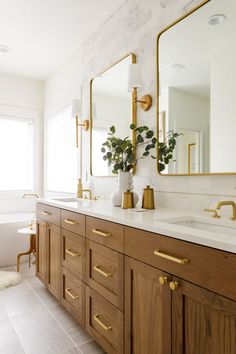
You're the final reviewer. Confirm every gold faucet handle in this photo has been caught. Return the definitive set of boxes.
[204,208,221,218]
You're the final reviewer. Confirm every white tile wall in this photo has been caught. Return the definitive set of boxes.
[79,0,236,211]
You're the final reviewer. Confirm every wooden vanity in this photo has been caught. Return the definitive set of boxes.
[36,202,236,354]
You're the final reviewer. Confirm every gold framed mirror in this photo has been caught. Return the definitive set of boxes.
[90,53,136,177]
[157,0,236,176]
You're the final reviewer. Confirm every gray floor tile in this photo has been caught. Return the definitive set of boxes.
[0,318,24,354]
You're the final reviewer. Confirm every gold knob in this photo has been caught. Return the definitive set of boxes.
[169,281,179,291]
[159,276,168,285]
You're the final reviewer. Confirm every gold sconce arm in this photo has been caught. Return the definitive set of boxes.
[75,115,89,148]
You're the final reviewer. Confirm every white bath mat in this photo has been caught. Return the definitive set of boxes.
[0,271,22,290]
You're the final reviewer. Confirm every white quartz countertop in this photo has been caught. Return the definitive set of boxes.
[37,198,236,254]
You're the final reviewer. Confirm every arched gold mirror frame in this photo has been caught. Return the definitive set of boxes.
[156,0,236,176]
[90,53,137,177]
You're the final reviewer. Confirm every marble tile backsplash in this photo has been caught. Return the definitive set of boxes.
[80,0,236,212]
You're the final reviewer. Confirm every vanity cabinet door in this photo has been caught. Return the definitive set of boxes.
[172,277,236,354]
[36,218,47,285]
[47,223,61,299]
[125,257,171,354]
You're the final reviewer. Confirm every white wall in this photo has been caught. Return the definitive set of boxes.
[210,43,236,172]
[0,73,44,212]
[44,0,236,211]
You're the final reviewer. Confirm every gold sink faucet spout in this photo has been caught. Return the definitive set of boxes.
[216,201,236,221]
[77,189,92,200]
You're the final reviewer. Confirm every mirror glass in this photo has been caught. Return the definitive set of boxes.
[90,54,135,176]
[158,0,236,175]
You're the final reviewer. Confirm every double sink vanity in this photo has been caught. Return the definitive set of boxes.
[36,197,236,354]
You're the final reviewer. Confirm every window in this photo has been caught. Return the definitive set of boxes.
[46,106,77,193]
[0,117,33,190]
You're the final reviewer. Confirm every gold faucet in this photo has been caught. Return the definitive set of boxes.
[216,201,236,221]
[22,193,39,199]
[77,189,92,200]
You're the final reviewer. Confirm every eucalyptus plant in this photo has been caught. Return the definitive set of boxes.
[101,124,180,174]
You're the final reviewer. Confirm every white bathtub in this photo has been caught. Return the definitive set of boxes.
[0,213,34,267]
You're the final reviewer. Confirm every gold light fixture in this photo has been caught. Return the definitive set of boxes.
[71,99,89,148]
[128,63,152,111]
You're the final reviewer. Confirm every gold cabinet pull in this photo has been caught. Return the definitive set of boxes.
[93,265,113,278]
[64,219,78,225]
[65,288,79,300]
[41,211,52,216]
[41,222,49,228]
[93,314,112,331]
[159,276,168,285]
[169,281,179,291]
[154,250,189,264]
[92,229,111,237]
[65,248,80,257]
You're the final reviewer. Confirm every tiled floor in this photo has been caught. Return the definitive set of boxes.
[0,263,105,354]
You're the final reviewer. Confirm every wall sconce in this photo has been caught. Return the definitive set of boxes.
[71,99,89,148]
[128,63,152,111]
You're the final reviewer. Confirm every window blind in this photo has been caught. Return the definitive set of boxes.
[46,106,77,193]
[0,117,33,190]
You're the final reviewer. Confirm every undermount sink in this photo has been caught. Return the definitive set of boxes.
[161,217,236,236]
[52,197,84,203]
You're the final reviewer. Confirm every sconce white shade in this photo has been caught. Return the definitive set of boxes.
[128,63,143,91]
[71,99,82,117]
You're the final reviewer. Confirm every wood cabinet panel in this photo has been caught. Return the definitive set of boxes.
[61,210,85,236]
[47,223,61,299]
[86,286,123,354]
[172,277,236,354]
[61,229,85,280]
[36,203,60,226]
[61,268,85,326]
[125,257,171,354]
[36,219,47,285]
[125,226,236,301]
[86,240,124,310]
[86,216,124,252]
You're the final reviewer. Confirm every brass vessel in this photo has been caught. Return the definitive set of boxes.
[122,190,134,209]
[142,185,155,209]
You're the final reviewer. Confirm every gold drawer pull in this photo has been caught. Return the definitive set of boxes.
[154,250,189,264]
[169,281,179,291]
[41,222,49,228]
[41,211,52,216]
[92,228,111,237]
[93,265,113,278]
[65,288,79,300]
[64,219,78,225]
[65,248,80,257]
[93,314,112,331]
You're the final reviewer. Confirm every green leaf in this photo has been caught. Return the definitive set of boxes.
[101,147,106,153]
[110,126,115,134]
[137,134,144,143]
[115,146,123,154]
[146,130,154,139]
[114,163,120,171]
[103,156,107,161]
[143,151,149,156]
[130,123,136,130]
[107,152,112,158]
[152,137,157,144]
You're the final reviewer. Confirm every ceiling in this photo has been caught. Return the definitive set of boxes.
[0,0,125,80]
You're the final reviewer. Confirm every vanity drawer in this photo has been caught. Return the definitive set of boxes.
[125,226,236,301]
[86,240,124,310]
[61,268,85,326]
[61,229,85,280]
[86,216,124,253]
[61,210,85,236]
[36,203,60,226]
[86,286,123,354]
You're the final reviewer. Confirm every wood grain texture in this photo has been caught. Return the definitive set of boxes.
[61,228,85,280]
[125,257,171,354]
[36,219,47,285]
[86,240,124,310]
[61,210,86,236]
[86,216,124,253]
[47,223,61,299]
[172,277,236,354]
[125,226,236,301]
[61,267,85,326]
[86,286,123,354]
[36,203,60,226]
